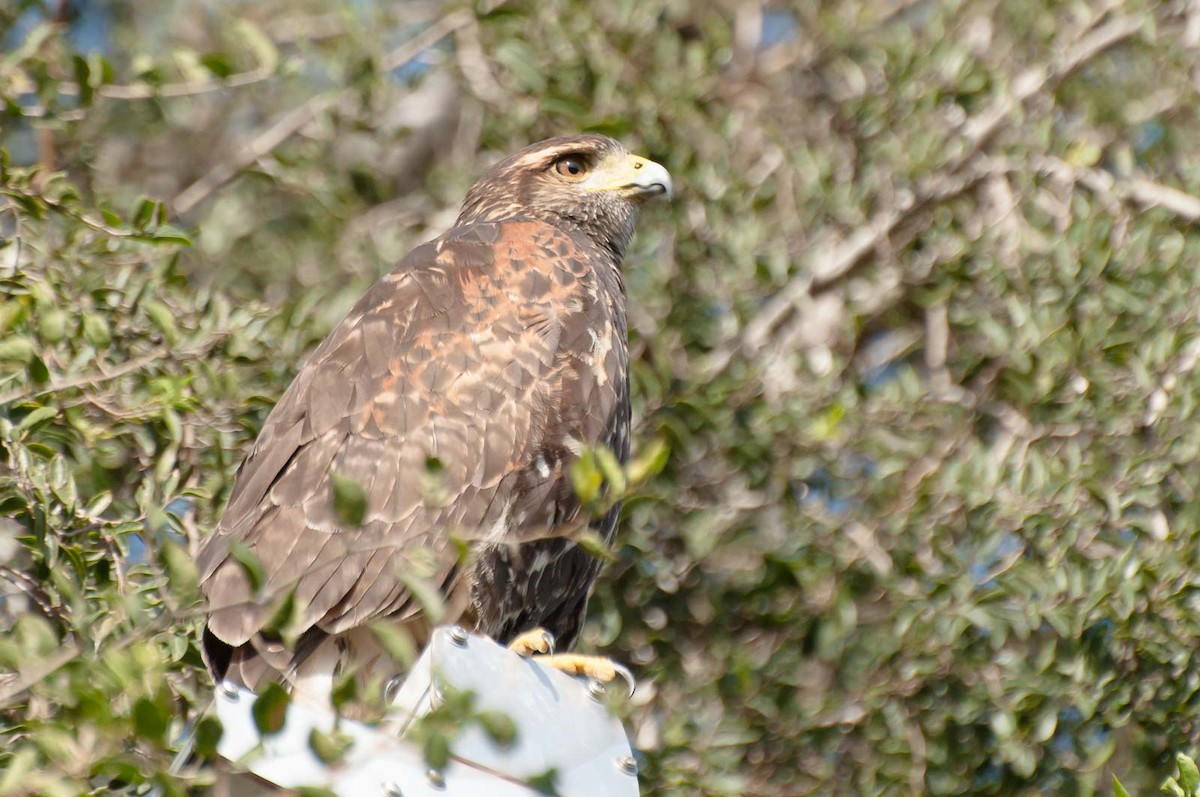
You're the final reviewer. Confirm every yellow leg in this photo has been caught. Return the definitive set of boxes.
[533,653,635,696]
[507,627,555,656]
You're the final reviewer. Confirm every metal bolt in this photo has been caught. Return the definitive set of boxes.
[384,675,404,705]
[586,678,607,702]
[426,769,446,789]
[219,681,240,702]
[448,625,468,646]
[616,755,639,776]
[382,781,403,797]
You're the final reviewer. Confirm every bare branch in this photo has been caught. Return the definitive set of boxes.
[1125,177,1200,222]
[0,641,80,708]
[0,334,225,408]
[1,188,157,239]
[170,11,473,217]
[1036,154,1200,225]
[170,93,339,216]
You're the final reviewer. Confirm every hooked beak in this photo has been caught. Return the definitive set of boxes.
[589,153,673,201]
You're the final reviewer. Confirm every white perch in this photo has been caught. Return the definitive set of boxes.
[210,626,640,796]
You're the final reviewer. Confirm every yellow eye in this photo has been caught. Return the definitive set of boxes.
[554,157,588,180]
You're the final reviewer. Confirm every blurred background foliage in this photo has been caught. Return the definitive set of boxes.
[3,0,1200,794]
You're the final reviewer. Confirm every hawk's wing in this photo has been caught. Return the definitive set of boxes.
[197,219,626,658]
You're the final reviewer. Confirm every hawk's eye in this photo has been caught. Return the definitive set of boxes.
[553,157,589,180]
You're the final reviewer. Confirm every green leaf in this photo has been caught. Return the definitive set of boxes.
[309,728,354,764]
[261,587,300,644]
[158,537,200,606]
[82,314,112,348]
[0,300,28,335]
[31,726,74,766]
[370,622,417,671]
[808,403,845,441]
[252,682,290,736]
[146,225,192,246]
[0,336,34,362]
[626,438,670,485]
[235,19,280,73]
[1180,754,1200,795]
[526,769,560,794]
[132,695,168,742]
[144,300,179,344]
[0,747,37,793]
[15,615,57,657]
[398,569,445,624]
[1113,775,1130,797]
[423,730,450,770]
[1065,139,1102,168]
[228,539,265,593]
[16,405,57,432]
[193,715,224,759]
[594,446,626,496]
[99,206,121,227]
[38,308,67,342]
[330,668,358,710]
[200,52,237,79]
[27,354,49,385]
[331,472,368,527]
[570,452,603,505]
[89,52,113,86]
[163,407,183,443]
[84,490,113,517]
[575,529,617,563]
[131,196,158,230]
[477,710,517,748]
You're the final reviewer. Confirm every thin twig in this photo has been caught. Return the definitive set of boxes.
[0,329,232,407]
[170,11,472,217]
[9,66,275,103]
[0,328,228,408]
[1035,154,1200,225]
[170,93,339,216]
[1,188,154,239]
[0,641,80,708]
[0,348,168,408]
[0,565,62,621]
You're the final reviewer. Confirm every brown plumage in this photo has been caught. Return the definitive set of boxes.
[196,135,671,693]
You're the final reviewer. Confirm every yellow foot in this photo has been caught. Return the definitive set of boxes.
[507,627,556,656]
[533,653,636,697]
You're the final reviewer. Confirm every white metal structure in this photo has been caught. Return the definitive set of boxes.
[211,626,640,796]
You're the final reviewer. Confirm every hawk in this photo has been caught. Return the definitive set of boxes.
[196,135,671,698]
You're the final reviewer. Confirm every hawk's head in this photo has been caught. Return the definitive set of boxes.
[456,134,672,258]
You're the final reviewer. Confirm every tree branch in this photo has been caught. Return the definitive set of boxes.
[170,11,472,217]
[703,6,1144,378]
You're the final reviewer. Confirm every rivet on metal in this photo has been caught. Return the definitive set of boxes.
[426,769,446,789]
[448,625,469,646]
[617,755,639,776]
[586,678,607,702]
[219,681,240,702]
[382,781,403,797]
[384,675,404,704]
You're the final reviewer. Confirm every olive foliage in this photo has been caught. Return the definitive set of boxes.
[3,0,1200,794]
